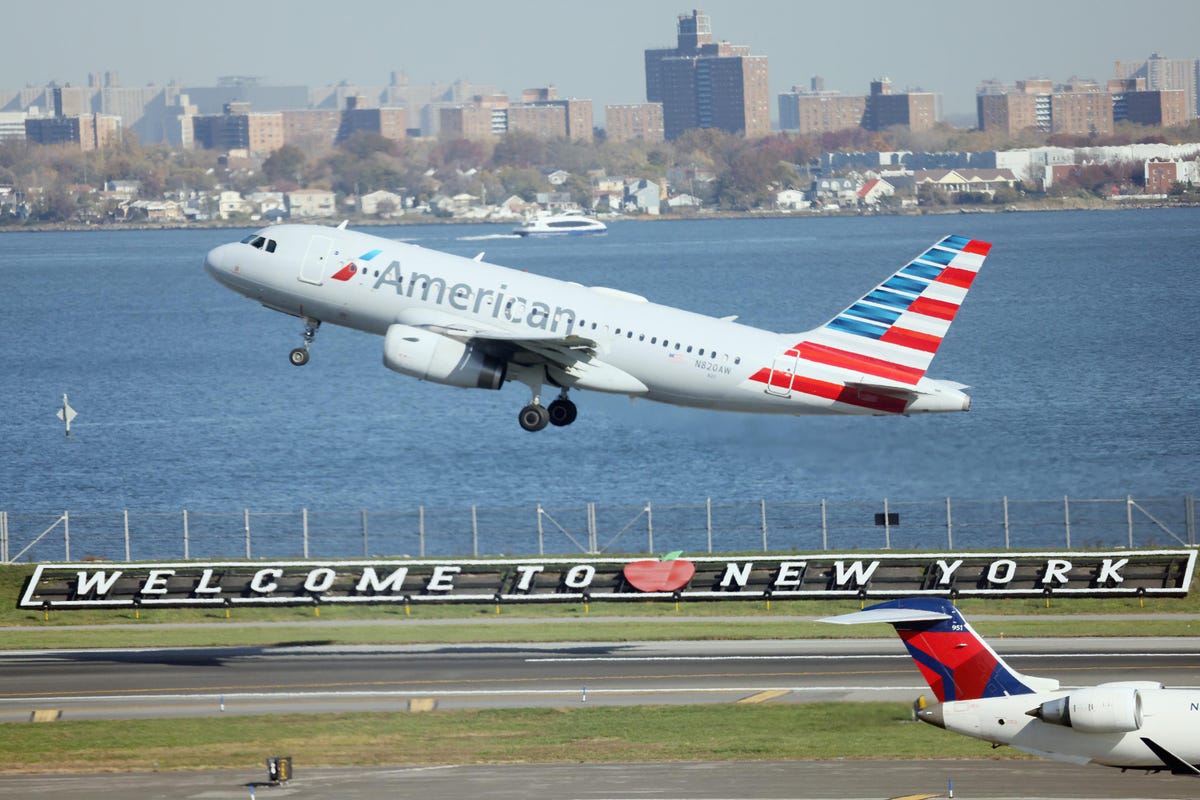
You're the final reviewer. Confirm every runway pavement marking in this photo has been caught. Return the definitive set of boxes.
[736,690,791,704]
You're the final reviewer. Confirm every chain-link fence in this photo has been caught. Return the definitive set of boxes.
[2,495,1195,563]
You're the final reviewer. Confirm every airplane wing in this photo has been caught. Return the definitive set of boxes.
[394,307,598,371]
[1140,738,1200,776]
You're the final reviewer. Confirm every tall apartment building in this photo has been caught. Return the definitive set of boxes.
[644,9,769,139]
[605,103,664,143]
[977,79,1112,136]
[1115,53,1200,119]
[25,113,121,150]
[1108,78,1188,127]
[778,76,866,134]
[439,90,592,141]
[863,79,940,131]
[339,97,408,143]
[191,104,284,155]
[778,77,938,134]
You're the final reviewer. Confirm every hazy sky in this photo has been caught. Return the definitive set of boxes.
[6,0,1198,122]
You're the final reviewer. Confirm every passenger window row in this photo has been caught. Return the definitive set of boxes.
[575,317,741,365]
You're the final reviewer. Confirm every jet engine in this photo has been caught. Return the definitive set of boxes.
[383,323,506,390]
[1031,687,1143,733]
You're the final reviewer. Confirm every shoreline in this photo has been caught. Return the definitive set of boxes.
[1,197,1194,234]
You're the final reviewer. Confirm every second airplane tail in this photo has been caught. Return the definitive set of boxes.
[820,597,1058,702]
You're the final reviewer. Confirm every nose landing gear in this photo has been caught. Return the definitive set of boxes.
[289,318,321,366]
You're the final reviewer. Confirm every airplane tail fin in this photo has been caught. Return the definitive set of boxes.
[792,235,991,388]
[820,597,1057,702]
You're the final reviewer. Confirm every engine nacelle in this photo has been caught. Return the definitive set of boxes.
[383,324,506,390]
[1033,687,1142,733]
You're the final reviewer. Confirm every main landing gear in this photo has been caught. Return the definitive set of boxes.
[512,364,578,432]
[289,318,321,366]
[518,394,577,432]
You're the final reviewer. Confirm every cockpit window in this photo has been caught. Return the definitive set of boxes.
[265,239,277,253]
[240,234,257,244]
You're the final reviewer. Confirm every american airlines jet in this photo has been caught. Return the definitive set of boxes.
[204,223,990,431]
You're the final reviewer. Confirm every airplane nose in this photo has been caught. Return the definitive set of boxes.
[204,243,237,283]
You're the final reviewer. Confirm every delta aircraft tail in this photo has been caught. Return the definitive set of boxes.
[820,597,1059,701]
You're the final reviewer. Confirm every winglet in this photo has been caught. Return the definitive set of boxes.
[821,597,1057,702]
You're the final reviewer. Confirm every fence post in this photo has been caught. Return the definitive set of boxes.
[645,502,652,554]
[419,506,425,558]
[302,508,309,559]
[946,497,953,550]
[536,504,545,557]
[1,511,6,563]
[123,510,130,562]
[821,499,828,551]
[1127,495,1134,548]
[244,508,251,559]
[760,499,768,553]
[471,505,479,557]
[362,509,369,557]
[183,509,190,560]
[1003,496,1010,549]
[1189,494,1196,546]
[706,497,713,554]
[883,497,891,550]
[64,510,70,561]
[1063,495,1071,549]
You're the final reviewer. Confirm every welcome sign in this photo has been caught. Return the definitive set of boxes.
[19,550,1195,609]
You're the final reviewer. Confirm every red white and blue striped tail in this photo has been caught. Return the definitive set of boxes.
[795,235,991,387]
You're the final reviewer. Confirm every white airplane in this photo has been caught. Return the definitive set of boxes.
[822,598,1200,775]
[203,223,990,431]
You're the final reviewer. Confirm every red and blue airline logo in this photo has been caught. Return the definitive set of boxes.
[331,249,383,281]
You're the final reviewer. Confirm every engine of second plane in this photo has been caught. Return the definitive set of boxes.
[1034,687,1144,734]
[383,323,506,390]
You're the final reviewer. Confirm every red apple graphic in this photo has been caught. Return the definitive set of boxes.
[623,551,696,592]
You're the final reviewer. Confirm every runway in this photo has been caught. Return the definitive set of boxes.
[2,636,1199,721]
[2,760,1199,800]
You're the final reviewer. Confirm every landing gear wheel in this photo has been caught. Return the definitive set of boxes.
[518,403,550,432]
[547,397,577,427]
[289,348,310,366]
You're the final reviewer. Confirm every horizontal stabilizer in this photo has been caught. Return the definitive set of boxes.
[819,607,950,625]
[1141,737,1200,776]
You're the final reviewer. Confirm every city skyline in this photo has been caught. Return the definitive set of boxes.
[4,0,1199,124]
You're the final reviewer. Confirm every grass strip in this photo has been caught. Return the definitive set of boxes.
[0,703,1029,774]
[2,615,1200,651]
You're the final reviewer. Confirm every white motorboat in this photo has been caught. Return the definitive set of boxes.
[513,211,607,237]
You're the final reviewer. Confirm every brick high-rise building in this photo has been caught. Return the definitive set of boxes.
[977,79,1114,136]
[644,9,769,139]
[864,78,941,132]
[605,103,664,143]
[1116,53,1200,119]
[778,77,867,134]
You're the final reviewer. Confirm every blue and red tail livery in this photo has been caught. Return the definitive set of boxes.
[821,597,1049,702]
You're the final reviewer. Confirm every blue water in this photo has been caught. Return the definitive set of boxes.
[2,209,1197,520]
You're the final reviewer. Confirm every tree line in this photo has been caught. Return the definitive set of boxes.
[2,119,1198,224]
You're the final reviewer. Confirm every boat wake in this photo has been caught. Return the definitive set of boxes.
[457,233,522,241]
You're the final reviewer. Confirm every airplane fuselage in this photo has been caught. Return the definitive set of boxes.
[924,686,1200,771]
